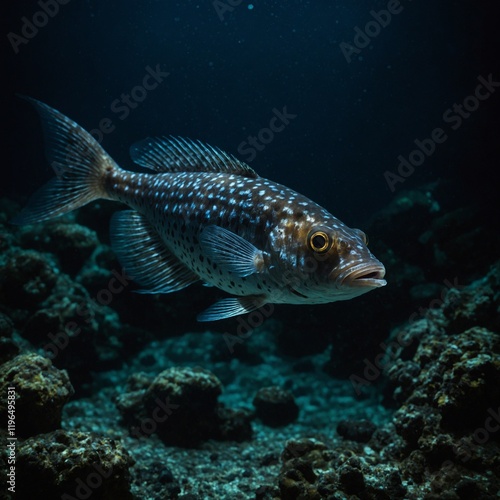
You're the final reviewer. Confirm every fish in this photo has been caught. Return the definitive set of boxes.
[13,98,387,321]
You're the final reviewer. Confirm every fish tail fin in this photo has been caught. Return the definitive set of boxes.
[11,97,119,225]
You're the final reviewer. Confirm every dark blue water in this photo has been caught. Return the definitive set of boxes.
[6,1,499,222]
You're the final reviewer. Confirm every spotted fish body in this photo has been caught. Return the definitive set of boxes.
[14,99,387,321]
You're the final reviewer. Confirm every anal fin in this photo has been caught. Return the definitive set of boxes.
[110,210,199,293]
[197,295,267,322]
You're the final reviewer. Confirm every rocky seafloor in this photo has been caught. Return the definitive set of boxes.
[0,180,499,499]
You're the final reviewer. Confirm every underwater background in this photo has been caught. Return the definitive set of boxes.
[2,1,500,499]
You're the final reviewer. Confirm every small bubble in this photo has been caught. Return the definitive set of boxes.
[248,4,254,10]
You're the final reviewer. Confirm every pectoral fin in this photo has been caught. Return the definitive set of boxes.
[200,225,265,277]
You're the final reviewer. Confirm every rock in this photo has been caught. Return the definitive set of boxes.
[253,386,299,427]
[277,436,411,500]
[255,484,280,500]
[433,328,500,430]
[382,263,500,495]
[115,366,252,446]
[115,371,154,425]
[18,272,135,392]
[136,461,181,499]
[424,206,499,277]
[367,186,440,266]
[393,404,436,447]
[19,221,100,275]
[442,262,500,334]
[337,419,377,443]
[0,353,74,437]
[216,406,253,442]
[0,250,58,309]
[143,366,221,445]
[16,430,134,499]
[338,463,365,495]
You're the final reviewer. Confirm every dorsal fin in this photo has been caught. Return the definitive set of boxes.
[129,136,258,178]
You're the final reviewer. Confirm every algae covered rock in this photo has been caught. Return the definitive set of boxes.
[16,430,134,499]
[253,386,299,427]
[0,353,74,437]
[115,365,252,446]
[142,365,222,445]
[383,263,500,496]
[0,250,59,309]
[337,418,377,443]
[278,437,407,500]
[19,220,100,275]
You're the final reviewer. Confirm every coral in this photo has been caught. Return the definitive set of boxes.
[115,366,253,446]
[15,269,145,392]
[388,329,500,432]
[134,461,181,499]
[442,262,500,334]
[279,439,332,498]
[253,386,299,427]
[18,220,100,275]
[278,438,408,500]
[383,263,500,495]
[367,185,440,267]
[215,406,253,442]
[432,328,500,430]
[15,430,134,499]
[0,250,58,310]
[143,365,222,446]
[0,353,74,437]
[76,245,120,295]
[336,419,377,443]
[422,205,500,277]
[114,371,153,425]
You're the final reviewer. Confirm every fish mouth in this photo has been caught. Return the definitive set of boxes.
[339,263,387,288]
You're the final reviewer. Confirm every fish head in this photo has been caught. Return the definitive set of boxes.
[324,225,387,300]
[269,216,386,302]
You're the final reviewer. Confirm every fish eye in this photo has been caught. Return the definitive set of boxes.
[308,229,330,253]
